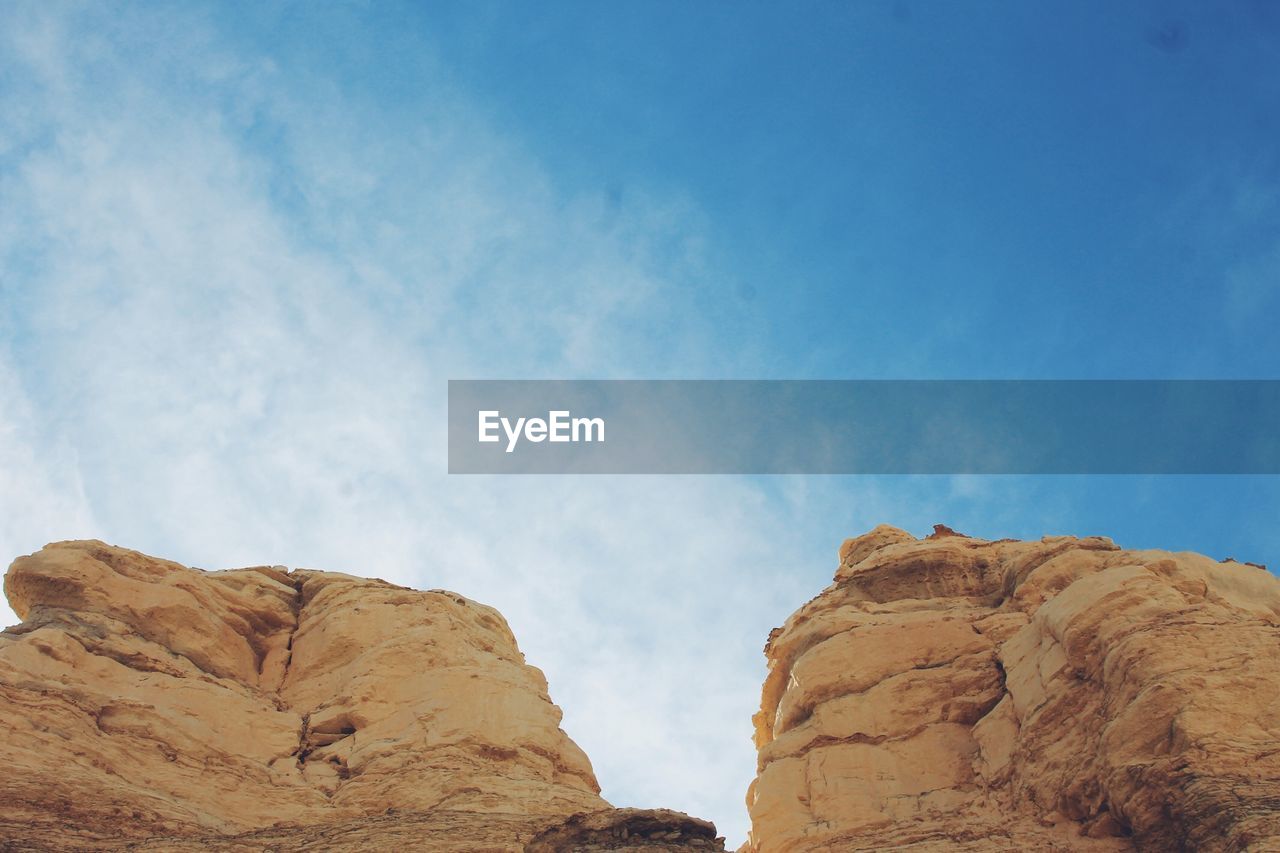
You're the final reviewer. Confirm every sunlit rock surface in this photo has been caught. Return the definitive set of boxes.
[0,541,721,851]
[744,525,1280,852]
[7,530,1276,852]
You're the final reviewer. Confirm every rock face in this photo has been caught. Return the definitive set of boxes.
[0,541,722,851]
[8,532,1279,852]
[744,525,1280,852]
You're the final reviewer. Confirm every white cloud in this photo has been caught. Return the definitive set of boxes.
[12,4,1274,844]
[5,4,1123,843]
[0,4,800,843]
[2,8,1121,835]
[0,352,101,627]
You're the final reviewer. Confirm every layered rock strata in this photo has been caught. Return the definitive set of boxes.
[744,525,1280,852]
[0,541,721,851]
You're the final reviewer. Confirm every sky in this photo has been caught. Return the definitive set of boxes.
[1,1,1278,845]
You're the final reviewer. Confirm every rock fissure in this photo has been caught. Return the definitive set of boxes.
[273,572,305,698]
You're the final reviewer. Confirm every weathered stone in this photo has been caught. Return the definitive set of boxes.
[744,526,1280,852]
[7,530,1277,852]
[0,541,719,851]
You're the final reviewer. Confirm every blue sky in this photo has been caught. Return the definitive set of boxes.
[1,2,1278,845]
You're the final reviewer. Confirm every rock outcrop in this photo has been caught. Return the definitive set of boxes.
[744,525,1280,851]
[0,541,722,851]
[8,530,1279,852]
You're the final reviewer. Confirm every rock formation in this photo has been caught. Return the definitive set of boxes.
[7,530,1280,852]
[0,541,722,851]
[744,525,1280,852]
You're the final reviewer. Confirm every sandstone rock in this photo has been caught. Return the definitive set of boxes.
[0,541,721,851]
[744,526,1280,851]
[526,808,724,851]
[11,530,1277,852]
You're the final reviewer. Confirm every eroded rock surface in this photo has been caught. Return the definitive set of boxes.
[745,525,1280,852]
[0,541,721,851]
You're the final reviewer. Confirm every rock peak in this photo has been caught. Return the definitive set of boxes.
[746,531,1280,851]
[1,541,723,851]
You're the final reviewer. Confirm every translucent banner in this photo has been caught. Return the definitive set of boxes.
[447,380,1280,474]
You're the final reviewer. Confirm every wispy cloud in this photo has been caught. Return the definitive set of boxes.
[0,3,799,842]
[4,4,1277,846]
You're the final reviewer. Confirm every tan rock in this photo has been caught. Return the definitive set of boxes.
[745,527,1280,851]
[526,807,724,851]
[0,541,722,851]
[10,530,1277,852]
